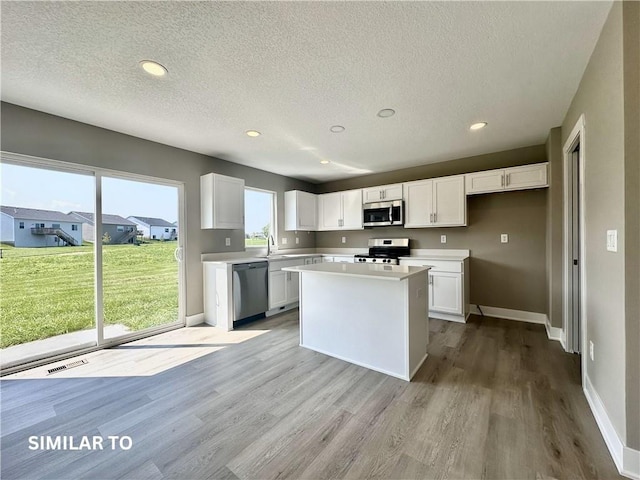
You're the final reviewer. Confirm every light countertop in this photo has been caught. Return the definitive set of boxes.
[282,263,430,281]
[399,255,468,262]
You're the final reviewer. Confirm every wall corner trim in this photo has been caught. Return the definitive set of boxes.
[584,375,640,480]
[469,305,548,324]
[186,313,205,327]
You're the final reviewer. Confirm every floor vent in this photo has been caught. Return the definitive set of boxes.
[47,359,88,375]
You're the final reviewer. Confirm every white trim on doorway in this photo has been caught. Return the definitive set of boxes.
[562,114,587,366]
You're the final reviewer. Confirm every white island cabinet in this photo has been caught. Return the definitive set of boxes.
[399,251,470,323]
[283,263,430,381]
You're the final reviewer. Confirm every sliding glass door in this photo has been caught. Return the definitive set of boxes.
[101,175,182,342]
[0,155,185,370]
[0,162,96,368]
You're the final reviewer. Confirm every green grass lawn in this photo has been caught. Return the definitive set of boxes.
[245,237,267,246]
[0,242,178,348]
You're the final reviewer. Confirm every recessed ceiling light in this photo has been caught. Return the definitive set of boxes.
[377,109,395,118]
[320,160,330,164]
[139,60,167,77]
[330,125,345,133]
[470,122,487,130]
[245,130,261,137]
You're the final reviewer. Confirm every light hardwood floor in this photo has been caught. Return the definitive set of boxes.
[1,312,622,479]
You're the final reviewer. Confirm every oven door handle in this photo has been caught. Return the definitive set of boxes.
[389,206,394,223]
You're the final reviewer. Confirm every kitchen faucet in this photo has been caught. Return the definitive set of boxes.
[267,235,275,256]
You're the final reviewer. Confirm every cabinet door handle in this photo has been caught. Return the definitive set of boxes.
[430,213,433,223]
[381,190,385,199]
[506,173,510,186]
[434,212,437,223]
[428,275,433,285]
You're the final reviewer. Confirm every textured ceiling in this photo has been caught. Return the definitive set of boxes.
[1,1,612,183]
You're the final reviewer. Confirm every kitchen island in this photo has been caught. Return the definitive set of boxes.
[282,263,430,381]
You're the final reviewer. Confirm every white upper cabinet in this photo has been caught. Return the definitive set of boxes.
[503,163,548,191]
[362,183,403,203]
[317,189,363,231]
[465,162,548,195]
[403,175,466,228]
[284,190,316,231]
[200,173,245,229]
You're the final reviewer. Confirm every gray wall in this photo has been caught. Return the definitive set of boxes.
[316,145,549,314]
[0,102,316,318]
[545,128,563,328]
[561,0,634,448]
[623,0,639,451]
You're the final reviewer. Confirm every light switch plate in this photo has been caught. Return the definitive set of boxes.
[501,234,509,243]
[225,237,231,247]
[440,235,447,244]
[282,237,288,245]
[295,237,299,244]
[606,230,617,252]
[341,236,346,244]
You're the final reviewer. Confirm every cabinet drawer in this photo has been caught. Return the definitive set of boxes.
[268,259,305,272]
[400,259,462,272]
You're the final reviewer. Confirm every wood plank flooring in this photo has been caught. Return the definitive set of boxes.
[1,312,622,479]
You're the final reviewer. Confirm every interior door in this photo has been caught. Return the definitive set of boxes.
[570,148,581,354]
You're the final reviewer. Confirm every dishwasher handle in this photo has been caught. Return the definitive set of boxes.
[233,262,268,271]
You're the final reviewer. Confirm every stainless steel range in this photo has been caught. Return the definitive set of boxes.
[354,238,410,265]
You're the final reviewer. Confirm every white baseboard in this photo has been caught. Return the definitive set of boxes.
[186,313,205,327]
[470,305,548,324]
[544,320,564,344]
[430,311,467,323]
[584,375,640,479]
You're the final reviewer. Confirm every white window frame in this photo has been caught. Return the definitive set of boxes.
[244,186,277,250]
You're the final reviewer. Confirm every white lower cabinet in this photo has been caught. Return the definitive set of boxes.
[269,258,305,309]
[268,270,287,308]
[399,257,469,322]
[429,271,462,315]
[285,270,300,303]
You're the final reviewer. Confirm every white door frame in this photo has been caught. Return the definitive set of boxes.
[562,115,588,382]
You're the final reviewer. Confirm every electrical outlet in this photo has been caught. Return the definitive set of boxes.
[589,341,594,361]
[501,234,509,243]
[295,237,299,244]
[341,236,346,244]
[281,237,287,245]
[440,235,447,244]
[606,230,617,252]
[225,237,231,247]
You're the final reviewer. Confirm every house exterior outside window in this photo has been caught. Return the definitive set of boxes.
[72,225,78,231]
[19,222,24,229]
[117,226,124,232]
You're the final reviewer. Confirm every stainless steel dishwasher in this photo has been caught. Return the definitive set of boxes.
[232,261,269,322]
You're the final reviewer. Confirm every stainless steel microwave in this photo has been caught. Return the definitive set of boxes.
[363,200,404,227]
